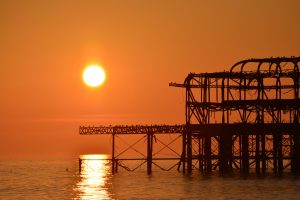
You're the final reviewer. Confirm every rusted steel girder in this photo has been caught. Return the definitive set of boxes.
[79,125,185,135]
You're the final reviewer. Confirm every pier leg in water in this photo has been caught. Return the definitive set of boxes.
[242,134,249,174]
[255,135,260,174]
[277,132,283,173]
[292,134,300,174]
[112,132,116,174]
[219,133,232,175]
[79,158,82,173]
[204,136,211,173]
[273,133,278,173]
[261,134,266,175]
[182,131,186,173]
[147,131,153,175]
[186,128,192,173]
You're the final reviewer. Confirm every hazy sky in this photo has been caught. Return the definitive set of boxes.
[0,0,299,158]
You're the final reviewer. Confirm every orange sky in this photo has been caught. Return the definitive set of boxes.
[0,0,299,158]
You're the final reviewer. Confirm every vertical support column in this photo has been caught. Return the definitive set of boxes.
[179,131,186,173]
[79,158,82,173]
[273,132,283,174]
[219,133,232,174]
[292,134,300,174]
[239,135,242,169]
[112,132,115,174]
[255,135,260,174]
[255,75,262,174]
[185,81,193,174]
[241,134,249,173]
[261,134,266,174]
[204,136,212,173]
[198,136,202,171]
[291,61,299,174]
[290,134,295,172]
[186,127,192,173]
[277,133,283,173]
[273,133,278,173]
[147,131,153,175]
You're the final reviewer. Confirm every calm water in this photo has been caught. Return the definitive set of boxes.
[1,156,300,199]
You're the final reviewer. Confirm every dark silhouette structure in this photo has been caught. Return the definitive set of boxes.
[79,125,184,174]
[80,56,300,175]
[170,56,300,174]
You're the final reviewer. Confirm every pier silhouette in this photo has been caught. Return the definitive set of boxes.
[80,56,300,175]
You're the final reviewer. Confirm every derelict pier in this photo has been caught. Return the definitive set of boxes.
[80,56,300,175]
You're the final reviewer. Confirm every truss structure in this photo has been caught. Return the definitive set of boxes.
[170,56,300,174]
[79,125,184,174]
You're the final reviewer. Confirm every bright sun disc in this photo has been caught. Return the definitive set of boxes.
[83,65,106,87]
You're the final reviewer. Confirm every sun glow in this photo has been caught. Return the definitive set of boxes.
[83,65,106,87]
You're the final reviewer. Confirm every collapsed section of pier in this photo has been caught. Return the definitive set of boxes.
[80,56,300,175]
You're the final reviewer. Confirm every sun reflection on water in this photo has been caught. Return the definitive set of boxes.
[75,154,112,199]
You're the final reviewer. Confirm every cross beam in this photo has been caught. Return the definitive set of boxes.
[79,125,185,135]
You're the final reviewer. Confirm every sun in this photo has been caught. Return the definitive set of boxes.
[83,65,106,87]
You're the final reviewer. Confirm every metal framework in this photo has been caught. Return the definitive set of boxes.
[80,56,299,175]
[170,56,300,174]
[79,125,184,174]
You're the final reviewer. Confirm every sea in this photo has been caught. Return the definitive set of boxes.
[1,155,300,200]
